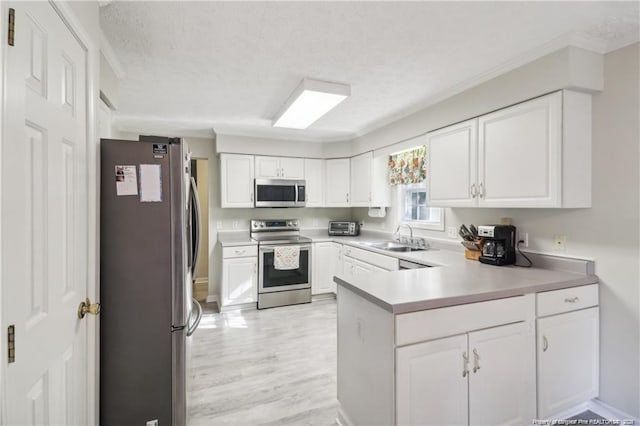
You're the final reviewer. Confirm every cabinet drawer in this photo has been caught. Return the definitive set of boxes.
[343,245,399,271]
[537,284,598,317]
[396,294,534,346]
[223,245,258,259]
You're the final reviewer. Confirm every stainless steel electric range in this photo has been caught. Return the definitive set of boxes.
[250,219,312,309]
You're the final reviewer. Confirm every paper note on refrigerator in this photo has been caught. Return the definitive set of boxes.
[115,165,138,196]
[139,164,162,202]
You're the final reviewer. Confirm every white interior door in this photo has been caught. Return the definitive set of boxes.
[2,2,90,424]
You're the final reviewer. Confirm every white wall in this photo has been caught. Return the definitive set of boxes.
[353,43,640,417]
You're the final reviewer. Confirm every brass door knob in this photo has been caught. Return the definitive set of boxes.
[78,298,101,319]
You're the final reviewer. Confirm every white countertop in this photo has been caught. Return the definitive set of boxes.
[217,231,256,247]
[334,259,597,314]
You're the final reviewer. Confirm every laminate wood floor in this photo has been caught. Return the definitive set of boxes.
[189,300,338,426]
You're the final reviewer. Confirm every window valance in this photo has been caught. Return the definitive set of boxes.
[388,146,426,185]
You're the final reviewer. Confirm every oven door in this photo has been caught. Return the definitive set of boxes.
[254,179,306,208]
[258,244,311,293]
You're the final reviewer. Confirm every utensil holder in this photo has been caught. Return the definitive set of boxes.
[461,240,483,261]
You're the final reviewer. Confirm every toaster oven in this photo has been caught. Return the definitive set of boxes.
[328,221,360,236]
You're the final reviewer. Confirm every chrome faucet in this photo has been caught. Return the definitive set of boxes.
[395,223,413,244]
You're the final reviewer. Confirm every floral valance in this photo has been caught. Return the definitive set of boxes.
[388,146,426,185]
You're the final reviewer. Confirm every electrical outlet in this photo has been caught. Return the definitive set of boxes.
[216,220,223,229]
[554,234,566,251]
[232,221,239,229]
[447,227,458,238]
[519,231,529,248]
[146,420,159,426]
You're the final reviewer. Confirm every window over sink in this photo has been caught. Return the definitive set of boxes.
[388,145,443,231]
[399,182,443,230]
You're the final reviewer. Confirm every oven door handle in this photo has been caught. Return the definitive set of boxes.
[259,244,311,253]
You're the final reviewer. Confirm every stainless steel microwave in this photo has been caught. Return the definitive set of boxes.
[254,179,306,208]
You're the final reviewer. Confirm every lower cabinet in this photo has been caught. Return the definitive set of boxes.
[312,242,342,295]
[221,246,258,308]
[537,307,599,418]
[396,322,535,426]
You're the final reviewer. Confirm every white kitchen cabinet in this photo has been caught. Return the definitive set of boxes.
[427,119,478,207]
[325,158,350,207]
[396,321,535,426]
[221,248,258,308]
[304,158,324,207]
[220,154,255,208]
[350,151,390,207]
[396,335,469,426]
[468,322,536,426]
[255,156,304,179]
[350,152,372,206]
[537,307,599,418]
[427,90,592,208]
[312,242,341,295]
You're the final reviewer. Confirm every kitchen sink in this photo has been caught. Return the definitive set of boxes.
[362,241,427,252]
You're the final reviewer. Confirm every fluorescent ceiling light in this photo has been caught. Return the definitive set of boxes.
[273,79,350,129]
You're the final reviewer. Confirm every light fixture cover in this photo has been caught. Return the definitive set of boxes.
[273,79,350,129]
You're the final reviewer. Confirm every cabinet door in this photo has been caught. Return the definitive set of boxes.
[325,158,351,207]
[221,257,257,306]
[255,156,281,178]
[478,92,562,207]
[220,154,255,208]
[350,152,372,207]
[537,307,599,418]
[329,243,342,293]
[427,119,478,207]
[342,257,356,281]
[312,242,333,295]
[280,157,305,179]
[396,334,468,426]
[304,159,324,207]
[468,321,536,426]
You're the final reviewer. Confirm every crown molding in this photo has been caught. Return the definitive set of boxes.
[349,31,611,140]
[100,30,126,79]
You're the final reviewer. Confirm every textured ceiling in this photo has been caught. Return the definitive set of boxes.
[100,1,639,141]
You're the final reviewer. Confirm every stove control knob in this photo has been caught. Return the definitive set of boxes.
[259,223,265,228]
[287,221,293,227]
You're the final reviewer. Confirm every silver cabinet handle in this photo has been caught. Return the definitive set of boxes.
[478,183,485,198]
[470,184,477,198]
[235,249,246,255]
[250,192,254,202]
[254,263,257,274]
[462,351,469,378]
[564,297,580,303]
[543,335,549,352]
[472,348,480,373]
[346,193,349,203]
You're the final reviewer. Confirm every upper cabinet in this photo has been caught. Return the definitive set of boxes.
[427,91,592,208]
[427,119,478,207]
[304,158,324,207]
[325,158,351,207]
[255,156,304,179]
[350,152,391,208]
[220,153,255,208]
[349,152,372,206]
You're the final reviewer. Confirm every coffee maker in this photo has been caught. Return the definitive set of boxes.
[478,225,516,266]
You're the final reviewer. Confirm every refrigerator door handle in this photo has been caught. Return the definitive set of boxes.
[189,176,202,278]
[186,298,202,336]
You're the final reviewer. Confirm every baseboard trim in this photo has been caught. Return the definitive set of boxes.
[220,302,257,313]
[205,295,219,303]
[311,293,336,302]
[546,399,639,423]
[336,405,353,426]
[587,399,640,423]
[195,277,208,285]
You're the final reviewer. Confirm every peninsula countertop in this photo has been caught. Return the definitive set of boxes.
[334,261,598,314]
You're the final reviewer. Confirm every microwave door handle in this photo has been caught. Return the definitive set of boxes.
[295,184,299,203]
[189,177,202,278]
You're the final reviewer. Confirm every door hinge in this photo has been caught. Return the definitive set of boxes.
[8,8,15,47]
[7,325,15,363]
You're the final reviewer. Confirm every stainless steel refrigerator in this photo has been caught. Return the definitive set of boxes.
[100,136,202,426]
